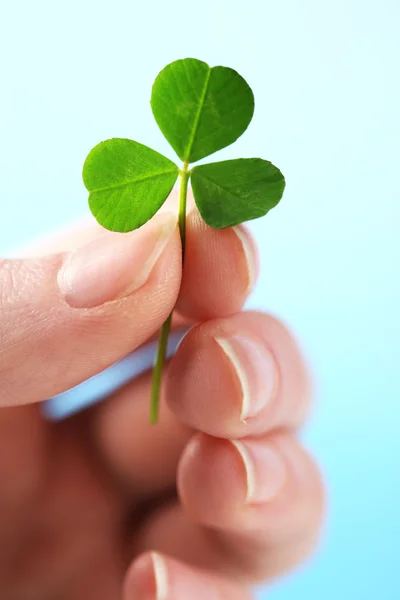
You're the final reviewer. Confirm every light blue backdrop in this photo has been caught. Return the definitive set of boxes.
[1,0,399,598]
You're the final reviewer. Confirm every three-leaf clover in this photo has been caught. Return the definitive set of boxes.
[82,57,286,423]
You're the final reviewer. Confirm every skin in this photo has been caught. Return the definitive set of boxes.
[0,206,325,599]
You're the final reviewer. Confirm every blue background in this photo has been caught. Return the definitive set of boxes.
[1,0,399,597]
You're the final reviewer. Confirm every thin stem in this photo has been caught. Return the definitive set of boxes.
[150,162,190,423]
[150,312,172,424]
[178,161,189,254]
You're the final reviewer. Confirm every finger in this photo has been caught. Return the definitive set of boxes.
[176,208,258,320]
[124,552,253,600]
[92,369,192,497]
[131,431,325,583]
[0,212,181,406]
[167,312,311,439]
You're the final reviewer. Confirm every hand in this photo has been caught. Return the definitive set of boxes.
[0,207,324,599]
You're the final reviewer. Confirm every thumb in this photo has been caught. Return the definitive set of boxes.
[0,212,180,406]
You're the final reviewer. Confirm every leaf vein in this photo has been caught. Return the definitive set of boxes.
[90,168,177,193]
[194,171,245,201]
[183,66,212,162]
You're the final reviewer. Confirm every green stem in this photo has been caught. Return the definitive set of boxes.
[150,162,189,424]
[178,162,189,254]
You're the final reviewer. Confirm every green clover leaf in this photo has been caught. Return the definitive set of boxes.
[191,158,285,228]
[83,138,178,232]
[151,58,254,163]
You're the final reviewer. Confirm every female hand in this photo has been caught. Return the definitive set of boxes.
[0,208,324,599]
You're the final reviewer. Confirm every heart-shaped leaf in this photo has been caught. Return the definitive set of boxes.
[83,138,179,232]
[151,58,254,164]
[191,158,285,228]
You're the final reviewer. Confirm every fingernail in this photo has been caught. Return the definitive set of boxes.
[214,335,279,421]
[232,225,258,293]
[151,553,169,600]
[231,439,286,504]
[58,212,177,308]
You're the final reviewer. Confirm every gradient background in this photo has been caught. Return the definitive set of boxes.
[1,0,399,598]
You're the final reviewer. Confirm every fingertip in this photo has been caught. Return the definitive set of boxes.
[178,433,247,527]
[178,433,289,529]
[175,209,257,320]
[177,430,325,569]
[167,312,311,439]
[124,552,168,600]
[167,327,242,436]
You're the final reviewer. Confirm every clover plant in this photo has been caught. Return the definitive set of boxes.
[82,58,285,423]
